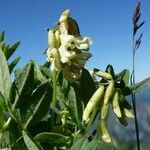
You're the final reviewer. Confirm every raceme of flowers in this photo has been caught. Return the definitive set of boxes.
[46,9,92,81]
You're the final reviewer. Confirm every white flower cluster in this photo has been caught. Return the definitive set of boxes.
[47,9,92,81]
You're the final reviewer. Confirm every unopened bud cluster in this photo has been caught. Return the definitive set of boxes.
[47,10,92,82]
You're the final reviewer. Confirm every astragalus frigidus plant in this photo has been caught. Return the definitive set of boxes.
[0,4,149,150]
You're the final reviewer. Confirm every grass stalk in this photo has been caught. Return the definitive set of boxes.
[131,35,140,150]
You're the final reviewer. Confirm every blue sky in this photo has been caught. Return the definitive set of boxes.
[0,0,150,81]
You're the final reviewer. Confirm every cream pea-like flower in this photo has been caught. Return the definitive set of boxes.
[46,47,61,71]
[58,34,92,64]
[46,9,92,81]
[60,34,92,50]
[58,46,76,64]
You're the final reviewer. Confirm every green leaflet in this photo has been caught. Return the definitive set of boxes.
[0,49,11,100]
[9,119,25,150]
[0,92,6,128]
[70,137,111,150]
[0,31,5,42]
[32,61,46,84]
[40,66,51,79]
[1,44,9,56]
[4,42,20,60]
[130,77,150,94]
[9,56,21,74]
[22,130,43,150]
[122,77,150,96]
[79,68,96,106]
[105,65,115,79]
[57,70,69,99]
[11,61,34,109]
[0,32,21,75]
[8,61,52,128]
[0,110,5,129]
[34,132,69,144]
[117,116,128,126]
[24,80,52,128]
[117,69,130,86]
[68,86,80,125]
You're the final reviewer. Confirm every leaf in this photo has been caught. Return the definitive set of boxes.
[0,31,5,42]
[23,80,52,128]
[27,121,50,137]
[117,116,128,127]
[0,91,5,107]
[57,70,66,87]
[70,137,86,149]
[137,21,145,30]
[34,132,69,144]
[0,106,5,128]
[11,61,34,108]
[120,86,131,96]
[57,70,69,98]
[9,119,26,150]
[70,137,111,150]
[32,61,46,85]
[9,57,21,74]
[68,86,79,124]
[119,94,132,110]
[5,42,20,60]
[22,130,43,150]
[79,68,96,106]
[136,33,143,44]
[40,66,51,79]
[0,41,4,49]
[0,48,11,100]
[117,69,130,85]
[42,61,50,68]
[2,43,9,55]
[105,65,115,79]
[14,68,22,77]
[135,12,141,24]
[130,77,150,94]
[82,140,100,150]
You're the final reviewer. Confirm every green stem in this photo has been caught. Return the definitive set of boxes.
[131,36,140,150]
[62,105,68,132]
[58,82,68,131]
[10,135,24,148]
[52,70,57,126]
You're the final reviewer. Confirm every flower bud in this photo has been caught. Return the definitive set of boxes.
[59,10,70,34]
[54,30,61,48]
[59,9,70,22]
[48,30,56,48]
